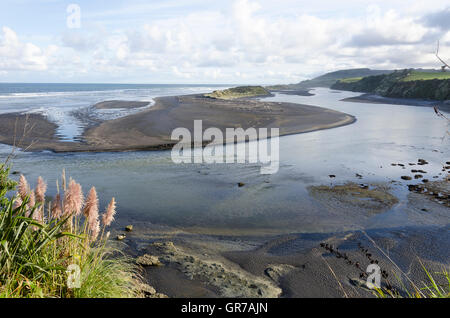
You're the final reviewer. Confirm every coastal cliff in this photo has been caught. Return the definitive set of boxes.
[332,69,450,101]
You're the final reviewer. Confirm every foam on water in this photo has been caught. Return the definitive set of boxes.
[0,84,231,142]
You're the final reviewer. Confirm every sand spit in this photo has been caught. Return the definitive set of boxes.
[0,94,355,152]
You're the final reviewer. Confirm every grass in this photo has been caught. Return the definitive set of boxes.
[373,263,450,298]
[0,165,142,298]
[338,77,363,83]
[361,232,449,298]
[204,86,270,100]
[402,71,450,82]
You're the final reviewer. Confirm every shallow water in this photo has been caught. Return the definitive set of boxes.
[1,87,448,233]
[0,83,230,141]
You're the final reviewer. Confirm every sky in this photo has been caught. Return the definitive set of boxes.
[0,0,450,84]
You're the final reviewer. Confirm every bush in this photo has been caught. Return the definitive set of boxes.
[0,166,140,298]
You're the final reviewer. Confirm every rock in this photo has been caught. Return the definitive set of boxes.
[329,175,336,178]
[356,173,363,178]
[401,176,412,180]
[422,179,429,183]
[391,163,397,166]
[238,182,245,187]
[125,225,133,232]
[398,164,405,167]
[139,283,156,296]
[411,170,418,173]
[11,171,20,175]
[414,174,423,179]
[117,234,126,241]
[265,264,296,282]
[136,254,162,266]
[150,293,169,298]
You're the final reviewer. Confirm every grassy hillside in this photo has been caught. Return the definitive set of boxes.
[402,71,450,82]
[266,68,393,90]
[332,69,450,101]
[204,86,271,100]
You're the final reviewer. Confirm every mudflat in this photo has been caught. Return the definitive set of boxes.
[94,100,150,109]
[0,94,355,152]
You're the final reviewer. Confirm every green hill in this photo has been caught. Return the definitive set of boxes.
[332,69,450,101]
[267,68,393,90]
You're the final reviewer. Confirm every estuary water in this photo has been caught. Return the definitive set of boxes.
[0,85,448,234]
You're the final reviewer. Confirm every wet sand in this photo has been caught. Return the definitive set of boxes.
[115,178,449,298]
[269,89,314,97]
[0,94,355,152]
[94,100,150,109]
[342,93,450,112]
[118,220,450,298]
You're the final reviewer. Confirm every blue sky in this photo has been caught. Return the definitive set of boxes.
[0,0,449,84]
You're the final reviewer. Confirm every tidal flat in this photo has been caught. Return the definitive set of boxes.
[1,87,448,297]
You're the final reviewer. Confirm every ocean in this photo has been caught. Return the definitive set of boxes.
[0,83,231,141]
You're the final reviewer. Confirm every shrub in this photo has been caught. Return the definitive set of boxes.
[0,166,140,298]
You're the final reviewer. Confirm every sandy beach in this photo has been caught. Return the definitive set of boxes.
[0,94,355,152]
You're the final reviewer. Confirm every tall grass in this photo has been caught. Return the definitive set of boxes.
[0,165,141,298]
[373,262,450,298]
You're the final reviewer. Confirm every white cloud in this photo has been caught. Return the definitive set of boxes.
[0,27,49,72]
[1,1,450,83]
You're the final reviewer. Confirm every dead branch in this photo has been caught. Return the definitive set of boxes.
[436,41,450,72]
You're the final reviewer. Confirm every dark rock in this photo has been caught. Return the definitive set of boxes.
[238,182,245,187]
[136,254,162,266]
[401,176,412,180]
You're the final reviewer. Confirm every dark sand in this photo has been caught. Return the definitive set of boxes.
[120,222,450,298]
[342,93,450,113]
[0,94,355,152]
[117,178,449,298]
[94,100,150,109]
[269,89,314,96]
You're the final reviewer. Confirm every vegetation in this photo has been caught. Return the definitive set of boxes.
[266,68,392,90]
[402,70,450,82]
[373,262,450,298]
[205,86,270,100]
[338,77,363,83]
[332,69,450,100]
[0,165,141,298]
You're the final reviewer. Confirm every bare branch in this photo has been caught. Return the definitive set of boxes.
[436,41,450,72]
